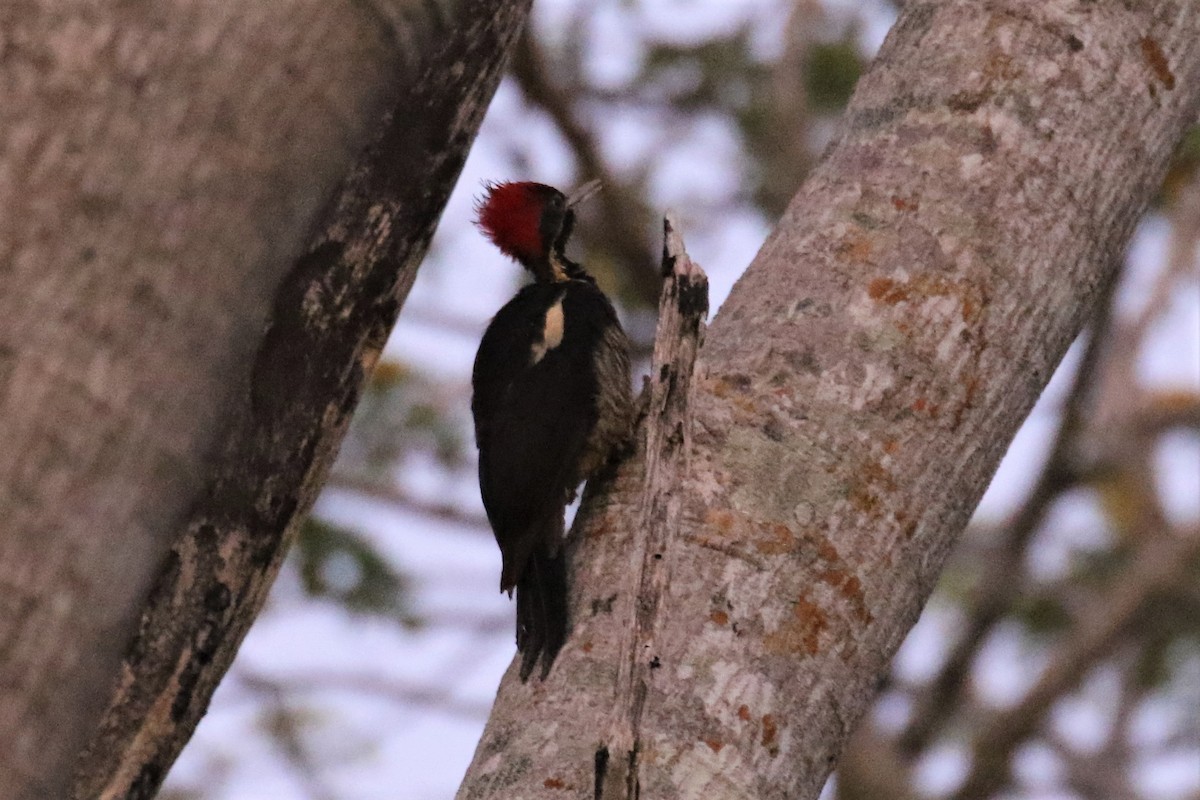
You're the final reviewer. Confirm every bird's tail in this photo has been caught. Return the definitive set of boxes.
[515,545,569,681]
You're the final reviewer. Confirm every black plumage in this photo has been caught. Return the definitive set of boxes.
[471,181,632,680]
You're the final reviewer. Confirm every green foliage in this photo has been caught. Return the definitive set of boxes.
[295,518,415,623]
[1159,124,1200,207]
[340,359,467,475]
[640,27,764,110]
[804,41,862,111]
[1013,593,1072,635]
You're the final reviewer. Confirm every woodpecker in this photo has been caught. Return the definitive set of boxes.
[472,180,634,680]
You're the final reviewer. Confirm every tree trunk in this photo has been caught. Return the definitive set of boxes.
[0,2,529,798]
[458,2,1200,799]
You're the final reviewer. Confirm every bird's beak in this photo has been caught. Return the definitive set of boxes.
[566,179,602,209]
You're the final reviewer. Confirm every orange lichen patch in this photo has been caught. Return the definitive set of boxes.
[817,568,858,601]
[911,397,941,417]
[953,373,982,429]
[711,373,753,399]
[868,277,908,304]
[847,458,895,515]
[738,705,751,721]
[981,47,1020,82]
[890,194,919,212]
[847,484,879,514]
[866,273,985,329]
[836,232,874,264]
[703,737,725,753]
[706,509,798,555]
[753,522,795,555]
[706,509,737,536]
[817,568,873,626]
[761,715,778,749]
[581,640,594,653]
[734,396,757,414]
[710,610,729,626]
[1140,37,1175,89]
[764,595,829,655]
[1149,388,1199,413]
[711,379,730,398]
[816,538,840,564]
[584,517,614,540]
[961,295,977,322]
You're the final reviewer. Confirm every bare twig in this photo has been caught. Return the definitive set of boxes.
[510,27,661,305]
[1134,391,1200,435]
[836,723,918,800]
[1130,170,1200,343]
[949,527,1200,800]
[755,0,822,217]
[399,304,487,338]
[323,472,490,530]
[238,673,341,800]
[234,666,493,722]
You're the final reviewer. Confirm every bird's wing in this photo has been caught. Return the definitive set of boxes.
[471,285,599,590]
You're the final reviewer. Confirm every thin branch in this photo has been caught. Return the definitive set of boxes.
[399,304,487,338]
[510,27,662,305]
[238,673,341,800]
[949,526,1200,800]
[1130,169,1200,343]
[755,0,822,217]
[836,723,918,800]
[234,667,492,722]
[1134,391,1200,435]
[323,472,490,530]
[1032,651,1143,800]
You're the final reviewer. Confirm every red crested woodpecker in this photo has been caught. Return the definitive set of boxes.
[472,180,633,680]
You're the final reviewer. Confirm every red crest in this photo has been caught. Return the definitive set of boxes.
[475,181,550,263]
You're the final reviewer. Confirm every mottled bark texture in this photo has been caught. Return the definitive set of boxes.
[0,1,530,798]
[458,3,1200,799]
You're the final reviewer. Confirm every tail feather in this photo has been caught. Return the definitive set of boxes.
[515,548,569,681]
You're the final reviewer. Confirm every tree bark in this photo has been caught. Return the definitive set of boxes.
[457,2,1200,799]
[0,2,529,798]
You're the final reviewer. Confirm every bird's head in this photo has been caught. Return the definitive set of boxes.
[475,180,600,282]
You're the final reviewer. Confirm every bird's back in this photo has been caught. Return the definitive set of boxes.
[471,279,620,586]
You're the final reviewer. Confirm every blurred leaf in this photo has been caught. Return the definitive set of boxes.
[1134,635,1172,688]
[640,27,763,111]
[261,702,323,741]
[1014,593,1072,635]
[339,358,468,474]
[406,401,440,430]
[1090,467,1155,540]
[804,40,863,111]
[369,360,413,391]
[1158,125,1200,207]
[295,518,416,623]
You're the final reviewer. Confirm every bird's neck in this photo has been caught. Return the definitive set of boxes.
[526,246,588,284]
